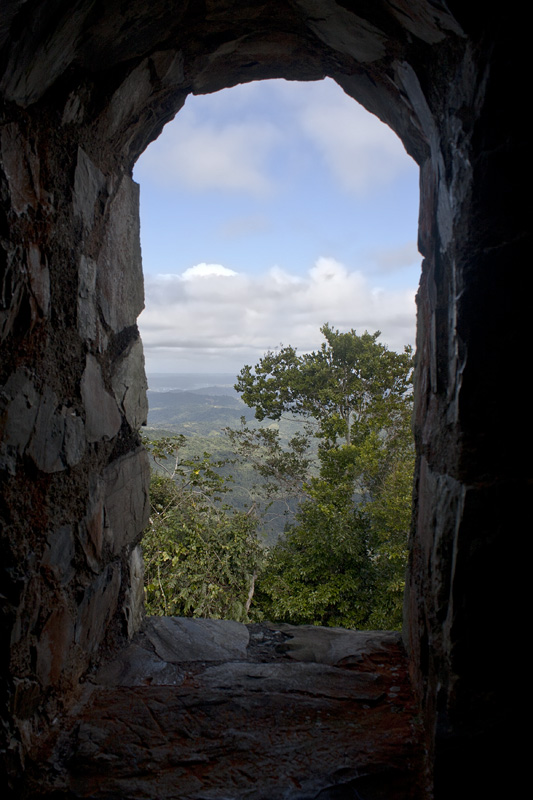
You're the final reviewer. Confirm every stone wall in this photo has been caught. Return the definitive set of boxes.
[0,92,150,781]
[0,3,523,796]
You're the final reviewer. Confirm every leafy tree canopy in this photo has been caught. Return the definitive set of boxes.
[142,436,264,622]
[235,325,415,630]
[235,324,413,447]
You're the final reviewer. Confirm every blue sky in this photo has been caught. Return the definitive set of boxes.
[134,78,420,374]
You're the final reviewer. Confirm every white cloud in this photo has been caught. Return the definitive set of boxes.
[139,257,416,372]
[298,94,411,194]
[135,78,414,201]
[253,77,413,195]
[182,263,238,280]
[136,109,281,195]
[134,79,419,373]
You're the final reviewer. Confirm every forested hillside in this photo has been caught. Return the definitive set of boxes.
[146,384,254,433]
[143,326,414,630]
[144,379,312,542]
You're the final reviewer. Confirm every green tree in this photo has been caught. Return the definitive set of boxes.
[142,436,265,622]
[255,445,376,628]
[235,325,414,630]
[235,323,413,448]
[224,419,315,529]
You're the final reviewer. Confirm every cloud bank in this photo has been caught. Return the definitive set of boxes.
[139,258,417,373]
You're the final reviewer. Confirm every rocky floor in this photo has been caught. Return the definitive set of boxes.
[35,618,428,799]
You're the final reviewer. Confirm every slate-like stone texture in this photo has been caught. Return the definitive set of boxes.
[96,175,144,333]
[102,448,150,554]
[111,337,148,430]
[45,620,426,800]
[74,564,122,656]
[144,616,251,662]
[81,354,121,443]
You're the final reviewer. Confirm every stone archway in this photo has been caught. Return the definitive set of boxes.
[0,3,522,797]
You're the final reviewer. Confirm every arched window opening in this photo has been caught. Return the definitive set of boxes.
[134,77,420,630]
[1,6,514,796]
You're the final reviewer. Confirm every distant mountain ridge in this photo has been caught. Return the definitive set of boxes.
[147,373,238,394]
[145,372,313,441]
[144,374,314,543]
[146,375,254,433]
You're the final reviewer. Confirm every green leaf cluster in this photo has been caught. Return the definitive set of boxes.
[235,324,414,630]
[235,324,413,449]
[142,437,265,622]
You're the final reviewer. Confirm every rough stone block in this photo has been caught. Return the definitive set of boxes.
[144,616,250,663]
[27,243,50,318]
[123,545,145,639]
[73,147,106,230]
[0,375,87,474]
[111,337,148,430]
[0,123,41,214]
[27,387,65,473]
[103,448,150,554]
[35,598,74,687]
[42,526,76,586]
[81,354,121,443]
[74,564,121,655]
[270,624,402,666]
[0,369,39,474]
[12,679,41,721]
[63,409,85,467]
[107,60,153,136]
[60,625,424,799]
[10,573,40,649]
[96,176,144,333]
[0,248,26,342]
[78,481,105,573]
[94,642,184,687]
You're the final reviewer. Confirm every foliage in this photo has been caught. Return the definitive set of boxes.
[235,323,413,447]
[142,423,309,545]
[255,446,376,628]
[235,325,414,630]
[224,418,315,518]
[142,436,265,622]
[364,446,414,628]
[141,326,414,629]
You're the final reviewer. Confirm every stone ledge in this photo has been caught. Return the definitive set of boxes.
[35,618,427,799]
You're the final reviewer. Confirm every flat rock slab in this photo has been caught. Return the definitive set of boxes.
[42,619,426,799]
[144,616,250,663]
[269,623,403,667]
